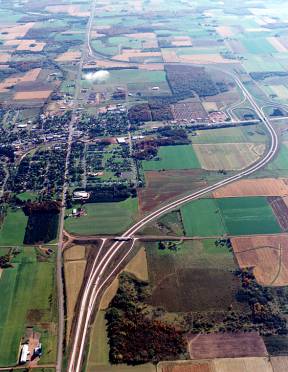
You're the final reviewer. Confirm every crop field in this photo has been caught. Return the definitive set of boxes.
[65,198,138,235]
[159,360,212,372]
[188,332,267,359]
[266,144,288,176]
[138,170,208,213]
[0,209,28,246]
[193,143,265,171]
[213,357,273,372]
[181,199,226,237]
[213,178,288,198]
[145,240,239,312]
[217,197,282,235]
[64,246,87,340]
[0,248,56,366]
[142,145,200,171]
[231,235,288,286]
[191,125,268,144]
[268,196,288,230]
[271,357,288,372]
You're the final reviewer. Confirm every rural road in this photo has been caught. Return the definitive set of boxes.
[67,69,279,372]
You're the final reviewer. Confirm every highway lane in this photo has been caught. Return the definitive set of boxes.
[68,71,279,372]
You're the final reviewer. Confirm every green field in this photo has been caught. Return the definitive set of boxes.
[180,197,281,237]
[142,145,200,171]
[65,198,138,235]
[101,69,167,85]
[181,199,226,237]
[0,248,57,366]
[0,209,28,246]
[217,197,282,235]
[191,125,268,144]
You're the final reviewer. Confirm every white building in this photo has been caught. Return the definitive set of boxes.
[20,344,29,364]
[73,191,90,200]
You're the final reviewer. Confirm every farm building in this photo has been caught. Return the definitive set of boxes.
[19,344,29,364]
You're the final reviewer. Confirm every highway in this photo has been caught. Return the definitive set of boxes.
[67,66,279,371]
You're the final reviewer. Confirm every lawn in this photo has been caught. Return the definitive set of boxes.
[0,208,28,246]
[181,199,226,237]
[217,197,282,235]
[65,198,138,235]
[142,145,200,171]
[0,248,57,366]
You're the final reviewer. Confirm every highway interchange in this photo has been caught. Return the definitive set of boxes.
[52,1,283,371]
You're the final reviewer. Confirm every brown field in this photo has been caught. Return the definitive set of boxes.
[13,90,52,100]
[231,235,288,286]
[46,5,89,17]
[227,39,247,54]
[269,196,288,231]
[267,37,288,52]
[213,178,288,198]
[193,143,265,171]
[213,357,273,372]
[271,357,288,372]
[6,39,45,52]
[56,51,81,62]
[113,50,162,62]
[179,54,238,64]
[64,260,86,340]
[161,49,180,63]
[139,63,164,71]
[138,170,207,213]
[0,68,41,93]
[0,53,11,63]
[188,333,267,359]
[99,278,119,310]
[217,26,235,37]
[0,22,34,40]
[159,361,212,372]
[125,247,148,281]
[64,245,86,261]
[171,36,193,47]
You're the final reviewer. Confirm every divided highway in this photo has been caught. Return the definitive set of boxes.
[67,72,279,371]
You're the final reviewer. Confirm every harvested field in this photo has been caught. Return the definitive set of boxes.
[139,63,164,71]
[179,54,237,64]
[267,37,288,52]
[64,260,86,340]
[171,36,193,47]
[125,247,148,281]
[6,39,45,52]
[162,49,180,63]
[271,357,288,372]
[213,178,288,198]
[227,40,247,54]
[13,90,51,100]
[99,278,119,310]
[138,170,207,213]
[113,50,162,62]
[268,196,288,230]
[0,68,41,93]
[217,26,235,37]
[64,245,85,261]
[193,143,266,171]
[56,51,81,62]
[188,333,267,359]
[213,357,273,372]
[0,22,34,40]
[159,360,212,372]
[46,5,89,17]
[231,235,288,286]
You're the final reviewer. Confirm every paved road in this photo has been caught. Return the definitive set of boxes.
[67,67,279,371]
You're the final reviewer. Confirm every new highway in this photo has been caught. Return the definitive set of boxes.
[67,67,279,371]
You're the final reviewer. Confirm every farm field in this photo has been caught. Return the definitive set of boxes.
[0,209,28,246]
[142,145,200,171]
[191,125,268,144]
[138,169,208,213]
[231,235,288,286]
[180,199,226,237]
[65,198,138,235]
[193,143,265,171]
[0,247,57,366]
[188,332,267,359]
[213,178,288,198]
